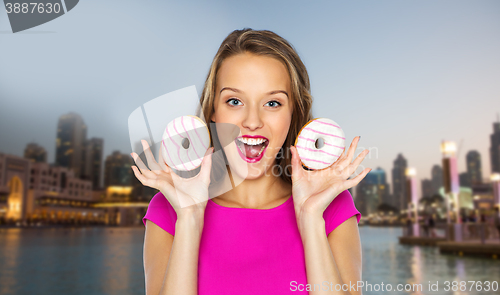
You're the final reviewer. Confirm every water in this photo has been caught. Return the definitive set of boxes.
[360,227,500,294]
[0,227,145,295]
[0,226,498,295]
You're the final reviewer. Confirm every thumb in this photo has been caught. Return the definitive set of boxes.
[199,147,214,186]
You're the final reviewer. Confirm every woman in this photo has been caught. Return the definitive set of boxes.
[131,28,371,295]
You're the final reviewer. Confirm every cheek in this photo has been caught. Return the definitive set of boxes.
[270,113,292,142]
[213,107,239,123]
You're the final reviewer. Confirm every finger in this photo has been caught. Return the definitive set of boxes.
[290,146,304,182]
[342,149,369,178]
[158,146,172,174]
[131,165,156,188]
[133,165,177,201]
[141,140,162,173]
[130,152,155,178]
[198,147,214,186]
[329,146,346,173]
[338,136,360,171]
[344,167,372,189]
[345,136,361,164]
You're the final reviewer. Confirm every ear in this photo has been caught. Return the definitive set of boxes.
[211,113,215,122]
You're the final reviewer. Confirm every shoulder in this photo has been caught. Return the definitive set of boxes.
[142,191,177,235]
[323,189,361,236]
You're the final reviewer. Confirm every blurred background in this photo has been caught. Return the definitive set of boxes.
[1,0,499,294]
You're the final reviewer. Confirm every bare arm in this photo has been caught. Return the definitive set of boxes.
[144,212,204,295]
[298,215,362,295]
[327,216,362,294]
[144,220,173,295]
[134,140,213,295]
[291,136,368,294]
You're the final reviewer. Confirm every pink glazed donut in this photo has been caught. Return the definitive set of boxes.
[161,115,211,171]
[294,118,346,170]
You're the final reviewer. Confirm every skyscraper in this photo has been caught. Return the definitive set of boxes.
[391,154,407,210]
[490,119,500,174]
[355,167,388,216]
[55,113,87,178]
[466,150,482,184]
[421,179,433,198]
[431,165,443,196]
[24,143,47,163]
[104,151,133,187]
[82,138,104,189]
[459,172,471,188]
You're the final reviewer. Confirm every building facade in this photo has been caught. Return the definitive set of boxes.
[489,121,500,174]
[391,154,407,210]
[421,179,433,198]
[104,151,133,187]
[431,164,443,196]
[466,150,482,185]
[24,143,47,163]
[355,167,388,216]
[0,153,107,225]
[82,137,104,189]
[55,112,87,178]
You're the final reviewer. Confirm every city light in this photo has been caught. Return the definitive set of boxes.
[405,167,417,177]
[106,186,133,195]
[490,173,500,182]
[440,140,457,157]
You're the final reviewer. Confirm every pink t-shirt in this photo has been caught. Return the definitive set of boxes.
[142,189,361,294]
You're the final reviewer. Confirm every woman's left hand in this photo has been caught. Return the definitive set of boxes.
[290,136,371,224]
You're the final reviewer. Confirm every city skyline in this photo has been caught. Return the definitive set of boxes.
[1,0,499,191]
[3,110,500,197]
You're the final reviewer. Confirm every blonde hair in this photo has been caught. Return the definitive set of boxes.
[197,28,313,185]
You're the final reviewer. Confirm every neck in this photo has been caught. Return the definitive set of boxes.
[213,165,292,209]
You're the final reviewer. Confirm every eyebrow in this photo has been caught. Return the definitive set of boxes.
[220,87,289,98]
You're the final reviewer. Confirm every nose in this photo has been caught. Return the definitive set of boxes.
[241,106,263,131]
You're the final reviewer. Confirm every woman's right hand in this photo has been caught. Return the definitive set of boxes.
[130,139,213,220]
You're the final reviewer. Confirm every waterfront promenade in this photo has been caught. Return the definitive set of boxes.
[398,223,500,258]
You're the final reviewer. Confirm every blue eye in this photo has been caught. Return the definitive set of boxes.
[227,98,242,106]
[265,100,281,108]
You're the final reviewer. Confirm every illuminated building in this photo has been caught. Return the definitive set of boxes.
[0,153,30,222]
[355,167,388,216]
[0,152,106,225]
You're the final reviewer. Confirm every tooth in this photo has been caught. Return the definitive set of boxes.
[236,137,268,145]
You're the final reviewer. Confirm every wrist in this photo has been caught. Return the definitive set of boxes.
[296,210,325,237]
[176,209,205,235]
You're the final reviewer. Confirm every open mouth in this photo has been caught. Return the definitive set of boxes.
[234,136,269,163]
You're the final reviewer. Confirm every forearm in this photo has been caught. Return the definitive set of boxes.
[298,215,347,295]
[161,214,203,295]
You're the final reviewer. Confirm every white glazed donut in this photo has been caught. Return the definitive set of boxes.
[161,115,211,171]
[294,118,345,170]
